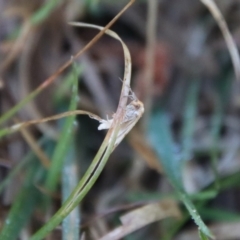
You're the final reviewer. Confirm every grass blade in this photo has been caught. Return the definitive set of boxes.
[199,230,209,240]
[0,0,135,127]
[31,0,62,25]
[29,15,137,239]
[149,110,183,189]
[148,109,214,238]
[0,159,44,240]
[200,0,240,80]
[45,63,79,192]
[62,143,80,240]
[181,79,200,161]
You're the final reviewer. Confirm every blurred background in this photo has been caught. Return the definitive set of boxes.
[1,0,240,239]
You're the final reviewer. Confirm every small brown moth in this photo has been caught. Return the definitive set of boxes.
[93,89,144,148]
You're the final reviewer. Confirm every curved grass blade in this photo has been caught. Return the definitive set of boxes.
[0,0,135,127]
[29,17,137,239]
[200,0,240,81]
[0,110,101,139]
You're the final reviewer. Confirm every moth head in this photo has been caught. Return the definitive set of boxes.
[131,100,144,111]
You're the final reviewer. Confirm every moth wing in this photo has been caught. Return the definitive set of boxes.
[112,114,142,148]
[98,119,113,130]
[113,102,144,148]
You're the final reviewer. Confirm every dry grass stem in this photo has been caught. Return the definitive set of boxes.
[142,0,158,128]
[200,0,240,80]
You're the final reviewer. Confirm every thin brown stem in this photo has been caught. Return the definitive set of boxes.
[142,0,158,130]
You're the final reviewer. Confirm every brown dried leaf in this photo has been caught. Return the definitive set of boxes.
[99,200,181,240]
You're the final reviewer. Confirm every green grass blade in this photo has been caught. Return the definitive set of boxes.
[29,17,135,239]
[0,160,44,240]
[0,87,43,127]
[62,143,80,240]
[53,66,83,104]
[181,79,200,161]
[0,128,12,139]
[45,64,80,192]
[127,189,217,202]
[27,64,81,239]
[162,214,190,240]
[219,170,240,189]
[29,136,113,240]
[31,0,62,25]
[148,110,183,189]
[199,230,209,240]
[148,109,214,238]
[178,191,213,238]
[29,93,122,239]
[200,208,240,222]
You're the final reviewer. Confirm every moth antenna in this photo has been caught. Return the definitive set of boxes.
[128,88,137,101]
[118,77,137,101]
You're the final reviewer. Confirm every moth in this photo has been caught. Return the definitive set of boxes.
[93,89,144,149]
